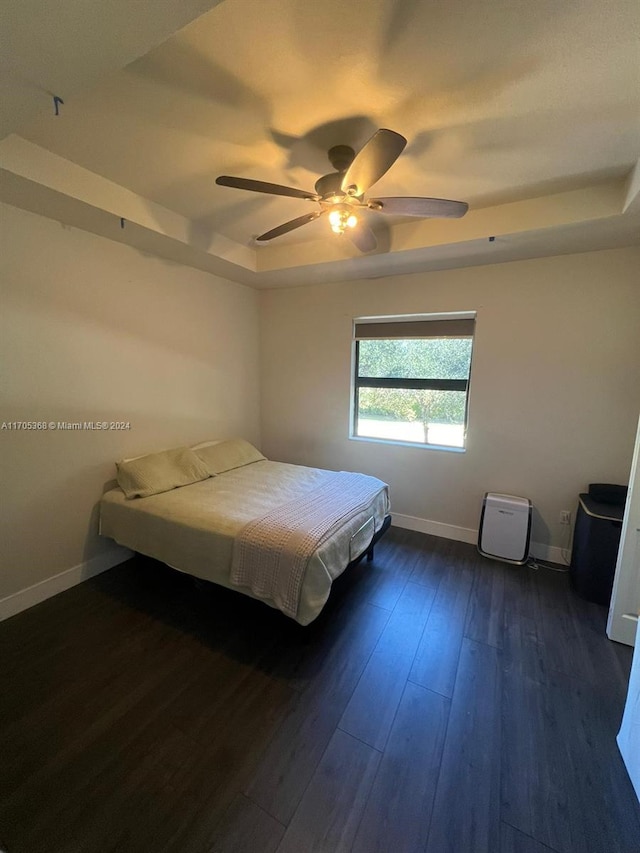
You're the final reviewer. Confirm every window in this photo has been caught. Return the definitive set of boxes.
[352,314,475,449]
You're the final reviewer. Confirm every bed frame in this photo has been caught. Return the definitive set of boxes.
[359,514,392,564]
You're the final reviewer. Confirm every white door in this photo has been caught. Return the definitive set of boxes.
[618,619,640,801]
[607,415,640,646]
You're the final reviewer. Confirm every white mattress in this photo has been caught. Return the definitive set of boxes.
[100,460,390,624]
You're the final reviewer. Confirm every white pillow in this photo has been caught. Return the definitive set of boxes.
[190,439,224,451]
[193,438,266,475]
[116,446,210,499]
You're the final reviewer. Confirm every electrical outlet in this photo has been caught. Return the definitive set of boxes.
[559,510,571,525]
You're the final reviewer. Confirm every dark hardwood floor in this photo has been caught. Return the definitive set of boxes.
[1,526,639,853]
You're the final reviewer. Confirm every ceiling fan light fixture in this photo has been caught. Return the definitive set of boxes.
[329,206,358,234]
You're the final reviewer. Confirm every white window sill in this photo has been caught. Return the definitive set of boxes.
[348,435,466,453]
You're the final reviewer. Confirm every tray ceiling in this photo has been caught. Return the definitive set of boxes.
[2,0,639,287]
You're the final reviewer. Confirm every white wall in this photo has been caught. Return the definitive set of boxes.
[0,203,260,603]
[259,247,640,554]
[2,205,638,611]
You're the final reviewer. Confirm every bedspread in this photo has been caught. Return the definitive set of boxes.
[231,471,387,618]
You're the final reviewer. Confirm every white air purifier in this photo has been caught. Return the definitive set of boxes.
[478,493,532,565]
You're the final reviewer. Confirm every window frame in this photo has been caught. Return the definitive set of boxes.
[350,313,476,451]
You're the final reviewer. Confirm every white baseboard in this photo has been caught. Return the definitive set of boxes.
[392,513,567,566]
[0,545,134,622]
[392,513,478,544]
[528,541,567,566]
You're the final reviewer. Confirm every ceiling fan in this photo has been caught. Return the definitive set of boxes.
[216,129,468,253]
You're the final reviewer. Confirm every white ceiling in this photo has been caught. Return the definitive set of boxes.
[1,0,639,288]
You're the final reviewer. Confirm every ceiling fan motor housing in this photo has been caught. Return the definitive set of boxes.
[315,145,363,202]
[315,171,349,201]
[327,145,355,172]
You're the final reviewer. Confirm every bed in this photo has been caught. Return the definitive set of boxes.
[99,439,391,625]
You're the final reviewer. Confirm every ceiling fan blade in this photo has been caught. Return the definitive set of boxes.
[369,196,469,218]
[341,129,407,196]
[347,222,378,253]
[216,175,320,201]
[256,211,324,242]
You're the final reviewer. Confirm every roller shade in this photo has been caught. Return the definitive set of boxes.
[354,318,475,340]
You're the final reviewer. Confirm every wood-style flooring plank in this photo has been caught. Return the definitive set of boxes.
[205,794,285,853]
[465,554,505,648]
[5,638,294,853]
[338,581,435,749]
[500,667,573,852]
[101,669,293,853]
[502,563,540,619]
[0,614,197,795]
[500,822,561,852]
[0,638,203,849]
[407,534,454,589]
[530,563,575,616]
[560,673,640,853]
[254,553,390,695]
[536,592,630,704]
[408,551,475,698]
[501,666,640,853]
[245,600,389,825]
[361,526,422,611]
[351,681,450,853]
[275,729,380,853]
[1,562,294,853]
[0,585,160,731]
[502,608,547,686]
[425,638,502,853]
